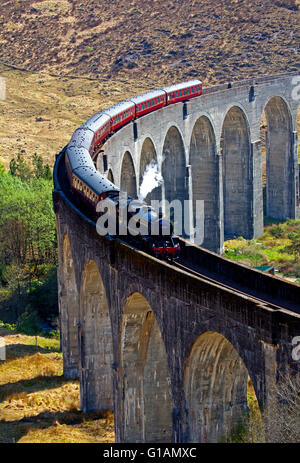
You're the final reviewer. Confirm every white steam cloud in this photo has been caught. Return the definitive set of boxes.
[139,161,163,201]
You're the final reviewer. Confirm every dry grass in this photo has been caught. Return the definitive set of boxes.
[0,0,298,83]
[31,1,72,14]
[0,328,115,443]
[0,64,158,169]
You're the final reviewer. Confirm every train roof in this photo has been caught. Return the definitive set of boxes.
[80,111,110,132]
[66,146,95,171]
[129,89,166,104]
[162,80,202,93]
[68,128,94,152]
[73,166,120,195]
[103,100,135,118]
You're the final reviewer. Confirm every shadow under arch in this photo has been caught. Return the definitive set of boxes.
[162,126,188,236]
[120,292,173,443]
[120,151,137,198]
[107,168,114,184]
[61,234,79,378]
[79,260,113,413]
[189,116,219,251]
[183,330,260,443]
[139,137,162,203]
[260,96,294,220]
[221,106,252,239]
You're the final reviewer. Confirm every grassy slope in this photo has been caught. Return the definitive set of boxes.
[0,63,158,168]
[0,0,299,82]
[0,328,114,443]
[224,219,300,283]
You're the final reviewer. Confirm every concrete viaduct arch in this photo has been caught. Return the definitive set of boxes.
[221,105,252,239]
[262,96,294,220]
[79,260,113,413]
[59,234,79,379]
[120,150,137,198]
[184,331,251,443]
[120,292,172,443]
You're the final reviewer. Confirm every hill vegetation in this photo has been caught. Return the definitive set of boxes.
[0,155,57,325]
[0,0,299,83]
[225,219,300,283]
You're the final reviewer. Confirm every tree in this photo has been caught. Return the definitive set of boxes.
[9,153,31,181]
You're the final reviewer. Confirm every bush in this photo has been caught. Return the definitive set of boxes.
[29,266,58,318]
[16,310,42,336]
[269,225,284,238]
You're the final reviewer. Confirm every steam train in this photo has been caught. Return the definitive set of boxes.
[65,80,202,258]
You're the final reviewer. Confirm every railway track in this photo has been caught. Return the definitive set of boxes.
[173,258,299,314]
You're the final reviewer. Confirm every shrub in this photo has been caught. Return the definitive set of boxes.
[269,225,284,238]
[16,310,42,336]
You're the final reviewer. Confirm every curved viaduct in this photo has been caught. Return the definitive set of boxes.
[100,73,300,252]
[53,73,300,443]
